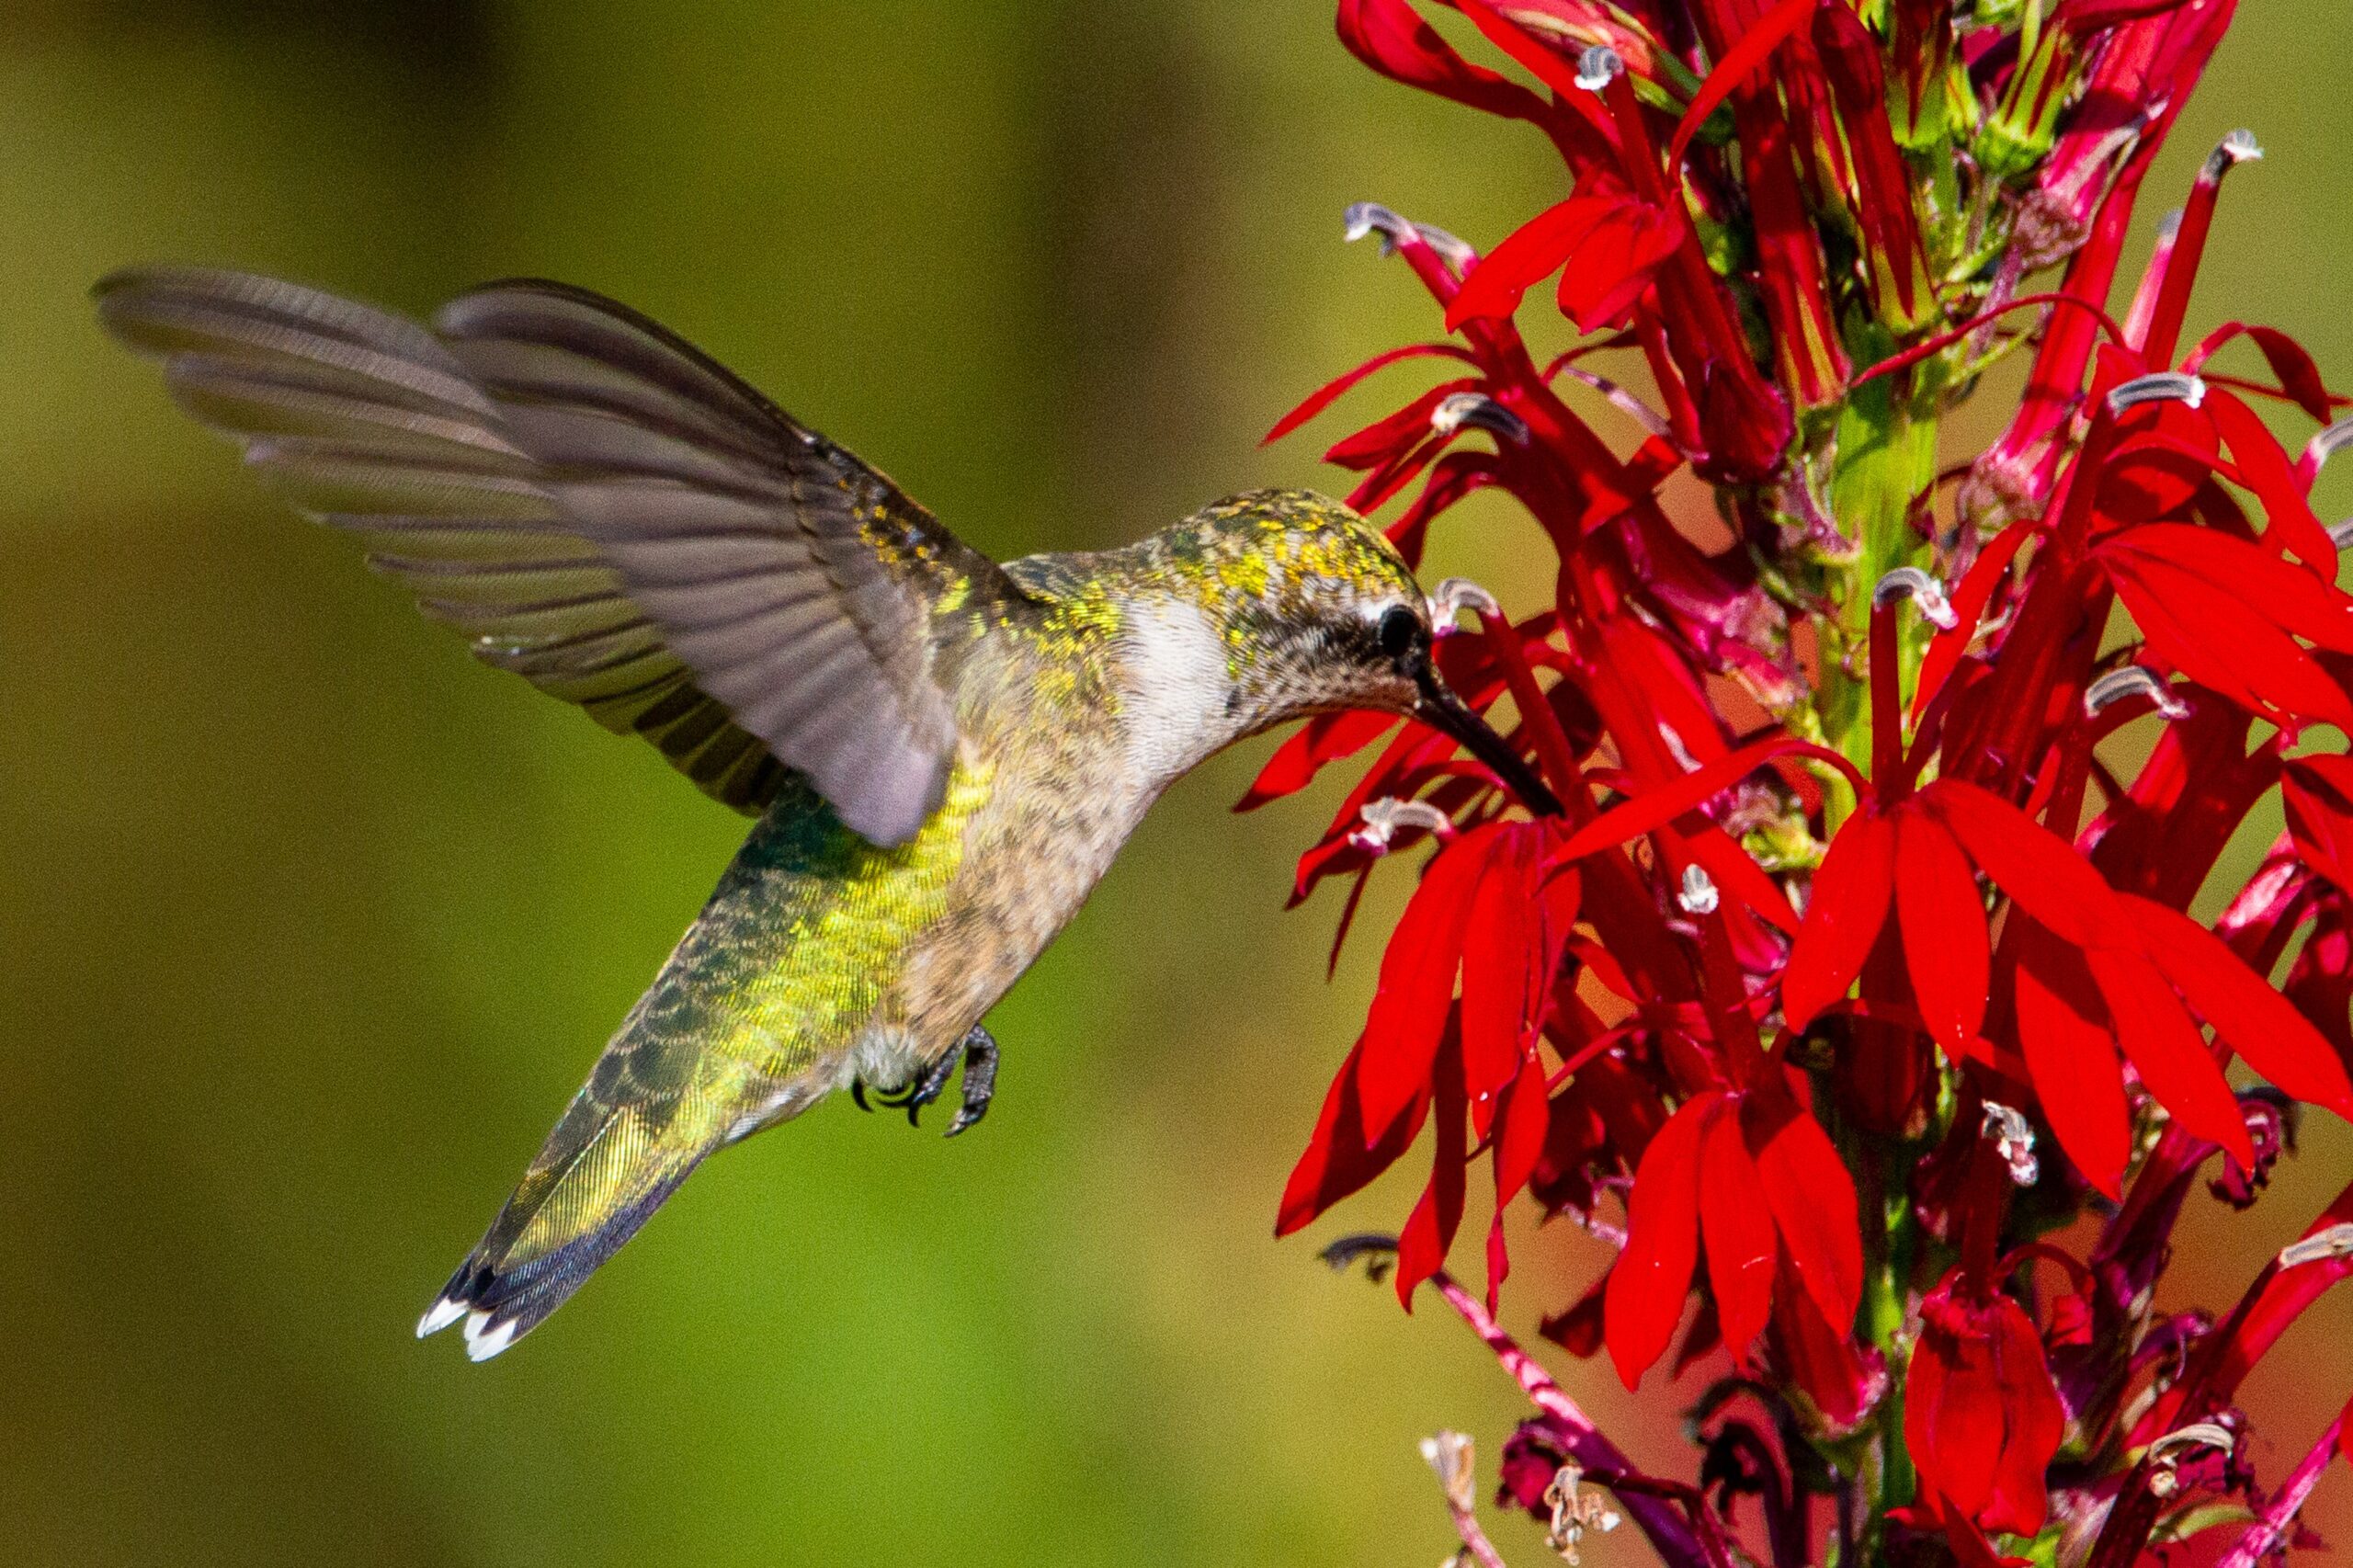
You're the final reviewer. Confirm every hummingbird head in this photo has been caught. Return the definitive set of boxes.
[1120,489,1559,812]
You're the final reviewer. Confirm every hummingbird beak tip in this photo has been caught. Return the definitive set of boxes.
[1410,664,1563,818]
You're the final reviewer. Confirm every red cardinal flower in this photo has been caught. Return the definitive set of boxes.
[1263,5,2353,1564]
[1905,1269,2068,1538]
[1603,1081,1862,1389]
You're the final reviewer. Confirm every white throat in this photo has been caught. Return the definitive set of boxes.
[1116,596,1237,789]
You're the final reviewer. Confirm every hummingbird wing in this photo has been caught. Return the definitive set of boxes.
[97,266,1017,846]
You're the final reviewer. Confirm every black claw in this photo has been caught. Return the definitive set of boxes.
[870,1048,960,1125]
[850,1080,872,1113]
[945,1025,998,1138]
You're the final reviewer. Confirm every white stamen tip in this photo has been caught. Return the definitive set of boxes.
[2307,417,2353,485]
[1677,864,1719,916]
[1574,44,1623,91]
[1341,203,1474,271]
[1873,566,1959,630]
[416,1297,467,1338]
[1351,797,1454,855]
[2279,1222,2353,1268]
[1343,201,1408,255]
[1427,575,1501,631]
[1430,392,1529,444]
[2107,371,2206,415]
[1982,1100,2040,1187]
[2213,128,2264,170]
[2149,1417,2239,1492]
[2085,665,2191,721]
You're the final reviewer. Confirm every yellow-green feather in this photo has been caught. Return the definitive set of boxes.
[445,759,994,1327]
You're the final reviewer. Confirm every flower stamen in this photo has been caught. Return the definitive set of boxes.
[1575,45,1624,93]
[1352,798,1456,855]
[1343,200,1477,271]
[1428,576,1502,634]
[1872,566,1960,630]
[1431,392,1531,445]
[1677,864,1719,916]
[2085,665,2192,720]
[2277,1222,2353,1268]
[2107,371,2207,415]
[1982,1101,2040,1186]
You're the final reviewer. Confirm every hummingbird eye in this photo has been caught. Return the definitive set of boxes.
[1376,602,1423,661]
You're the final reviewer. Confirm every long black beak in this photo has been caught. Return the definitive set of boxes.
[1411,662,1564,818]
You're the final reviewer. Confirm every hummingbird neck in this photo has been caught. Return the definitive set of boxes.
[1106,587,1247,790]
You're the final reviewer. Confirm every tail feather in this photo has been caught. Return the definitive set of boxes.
[417,1090,715,1359]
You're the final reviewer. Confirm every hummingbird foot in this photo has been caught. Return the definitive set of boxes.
[944,1025,997,1138]
[850,1024,998,1135]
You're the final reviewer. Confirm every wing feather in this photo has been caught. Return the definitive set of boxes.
[99,265,1019,840]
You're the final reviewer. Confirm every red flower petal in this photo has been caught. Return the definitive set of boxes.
[1276,1032,1430,1236]
[1494,1051,1552,1212]
[1605,1091,1715,1389]
[1782,809,1896,1030]
[1235,710,1400,812]
[1925,779,2123,951]
[2208,387,2336,575]
[1358,832,1491,1138]
[1895,809,1989,1057]
[1745,1091,1863,1331]
[1981,1298,2065,1536]
[2188,322,2341,426]
[1336,0,1555,123]
[1699,1098,1779,1367]
[2107,552,2353,729]
[1769,1256,1880,1431]
[2014,931,2131,1198]
[2121,892,2353,1113]
[1325,380,1477,471]
[1263,343,1481,447]
[1446,195,1613,330]
[2103,523,2353,653]
[2082,946,2256,1165]
[1554,199,1684,333]
[1461,835,1540,1127]
[1395,1025,1470,1304]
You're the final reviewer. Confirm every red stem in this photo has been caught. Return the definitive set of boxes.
[1427,1272,1721,1568]
[1869,601,1906,801]
[2215,1415,2343,1568]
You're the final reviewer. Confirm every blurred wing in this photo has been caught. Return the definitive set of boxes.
[97,266,1010,844]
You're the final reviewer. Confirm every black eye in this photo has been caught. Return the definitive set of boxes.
[1377,603,1422,659]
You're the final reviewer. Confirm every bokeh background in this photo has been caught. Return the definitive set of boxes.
[3,4,2347,1564]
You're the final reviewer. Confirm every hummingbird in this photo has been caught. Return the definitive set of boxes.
[97,265,1555,1359]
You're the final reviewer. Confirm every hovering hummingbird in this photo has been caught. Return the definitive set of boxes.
[97,266,1555,1359]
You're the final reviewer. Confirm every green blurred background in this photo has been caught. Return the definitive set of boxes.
[4,4,2348,1564]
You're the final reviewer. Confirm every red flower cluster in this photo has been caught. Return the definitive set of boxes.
[1259,3,2353,1565]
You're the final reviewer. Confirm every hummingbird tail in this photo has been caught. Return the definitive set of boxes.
[416,1093,713,1360]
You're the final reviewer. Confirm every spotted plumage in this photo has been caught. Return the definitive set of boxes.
[99,266,1544,1358]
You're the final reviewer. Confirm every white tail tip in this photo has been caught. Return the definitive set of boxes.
[416,1296,467,1338]
[463,1311,519,1362]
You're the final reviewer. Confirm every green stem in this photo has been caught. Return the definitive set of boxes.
[1814,343,1943,800]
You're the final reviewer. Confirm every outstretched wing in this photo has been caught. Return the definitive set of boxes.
[97,266,1012,845]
